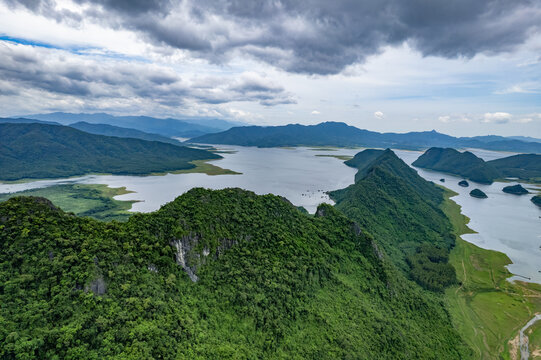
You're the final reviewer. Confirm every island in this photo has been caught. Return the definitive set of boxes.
[470,189,488,198]
[440,178,445,182]
[413,147,541,184]
[459,180,469,187]
[531,195,541,208]
[502,184,529,195]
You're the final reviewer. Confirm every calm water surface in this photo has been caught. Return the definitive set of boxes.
[1,146,539,282]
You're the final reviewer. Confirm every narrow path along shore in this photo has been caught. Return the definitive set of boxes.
[520,314,541,360]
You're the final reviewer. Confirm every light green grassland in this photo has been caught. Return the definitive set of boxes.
[0,184,136,222]
[528,321,541,359]
[442,188,541,359]
[153,159,241,176]
[315,154,354,161]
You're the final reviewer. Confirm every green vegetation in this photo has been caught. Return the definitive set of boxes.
[412,147,500,184]
[441,190,541,359]
[413,147,541,184]
[330,149,456,290]
[532,195,541,208]
[344,149,384,171]
[0,186,470,359]
[152,159,240,176]
[314,154,353,161]
[0,123,221,181]
[489,154,541,182]
[189,121,541,152]
[503,184,529,195]
[469,189,488,198]
[528,321,541,359]
[0,184,135,221]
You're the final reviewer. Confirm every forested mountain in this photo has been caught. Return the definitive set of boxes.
[489,154,541,181]
[21,112,239,137]
[0,117,59,125]
[330,149,457,291]
[0,123,220,181]
[69,121,182,145]
[413,148,541,183]
[0,186,469,359]
[189,121,541,153]
[412,148,500,184]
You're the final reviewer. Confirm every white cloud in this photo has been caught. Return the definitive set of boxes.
[482,112,512,124]
[311,110,320,115]
[438,115,451,123]
[374,111,384,120]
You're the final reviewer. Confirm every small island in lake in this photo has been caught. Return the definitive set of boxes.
[502,184,529,195]
[531,195,541,208]
[470,189,488,198]
[440,178,445,182]
[458,180,469,187]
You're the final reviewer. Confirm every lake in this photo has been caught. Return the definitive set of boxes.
[1,146,539,283]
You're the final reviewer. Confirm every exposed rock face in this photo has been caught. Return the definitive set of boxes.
[458,180,469,187]
[85,276,106,295]
[470,189,488,199]
[171,233,241,282]
[502,184,529,195]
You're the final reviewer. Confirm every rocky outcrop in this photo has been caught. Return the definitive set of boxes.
[171,233,243,282]
[469,189,488,199]
[458,180,469,187]
[503,184,529,195]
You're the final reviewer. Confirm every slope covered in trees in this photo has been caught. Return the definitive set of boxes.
[330,149,457,291]
[488,153,541,182]
[412,147,500,184]
[0,123,220,181]
[69,121,182,145]
[0,187,469,359]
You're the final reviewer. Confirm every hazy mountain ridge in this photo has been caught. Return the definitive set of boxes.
[190,121,541,153]
[17,112,243,138]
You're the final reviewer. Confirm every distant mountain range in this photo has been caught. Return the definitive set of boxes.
[412,147,541,183]
[190,121,541,153]
[0,123,220,181]
[16,112,243,138]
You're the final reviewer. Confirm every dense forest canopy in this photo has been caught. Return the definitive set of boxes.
[0,181,469,358]
[0,123,220,181]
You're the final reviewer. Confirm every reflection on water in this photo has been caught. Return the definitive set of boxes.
[1,146,539,283]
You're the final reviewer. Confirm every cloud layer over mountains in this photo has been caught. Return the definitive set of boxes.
[7,0,541,74]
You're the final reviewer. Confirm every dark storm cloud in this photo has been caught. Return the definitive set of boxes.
[0,42,294,106]
[5,0,541,74]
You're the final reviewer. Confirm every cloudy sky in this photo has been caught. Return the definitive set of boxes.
[1,0,540,136]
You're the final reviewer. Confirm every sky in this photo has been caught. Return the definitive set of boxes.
[0,0,540,137]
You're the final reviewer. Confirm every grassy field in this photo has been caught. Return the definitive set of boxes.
[315,154,354,161]
[154,159,240,176]
[0,184,136,222]
[528,321,541,359]
[442,189,541,359]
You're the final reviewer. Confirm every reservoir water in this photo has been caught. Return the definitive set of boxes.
[1,146,539,283]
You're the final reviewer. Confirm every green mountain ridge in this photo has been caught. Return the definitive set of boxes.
[189,121,541,153]
[412,147,541,184]
[0,123,220,181]
[0,186,469,359]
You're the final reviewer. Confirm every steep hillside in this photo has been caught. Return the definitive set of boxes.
[488,153,541,181]
[0,123,220,181]
[412,147,500,184]
[69,121,182,145]
[330,149,456,291]
[0,189,469,359]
